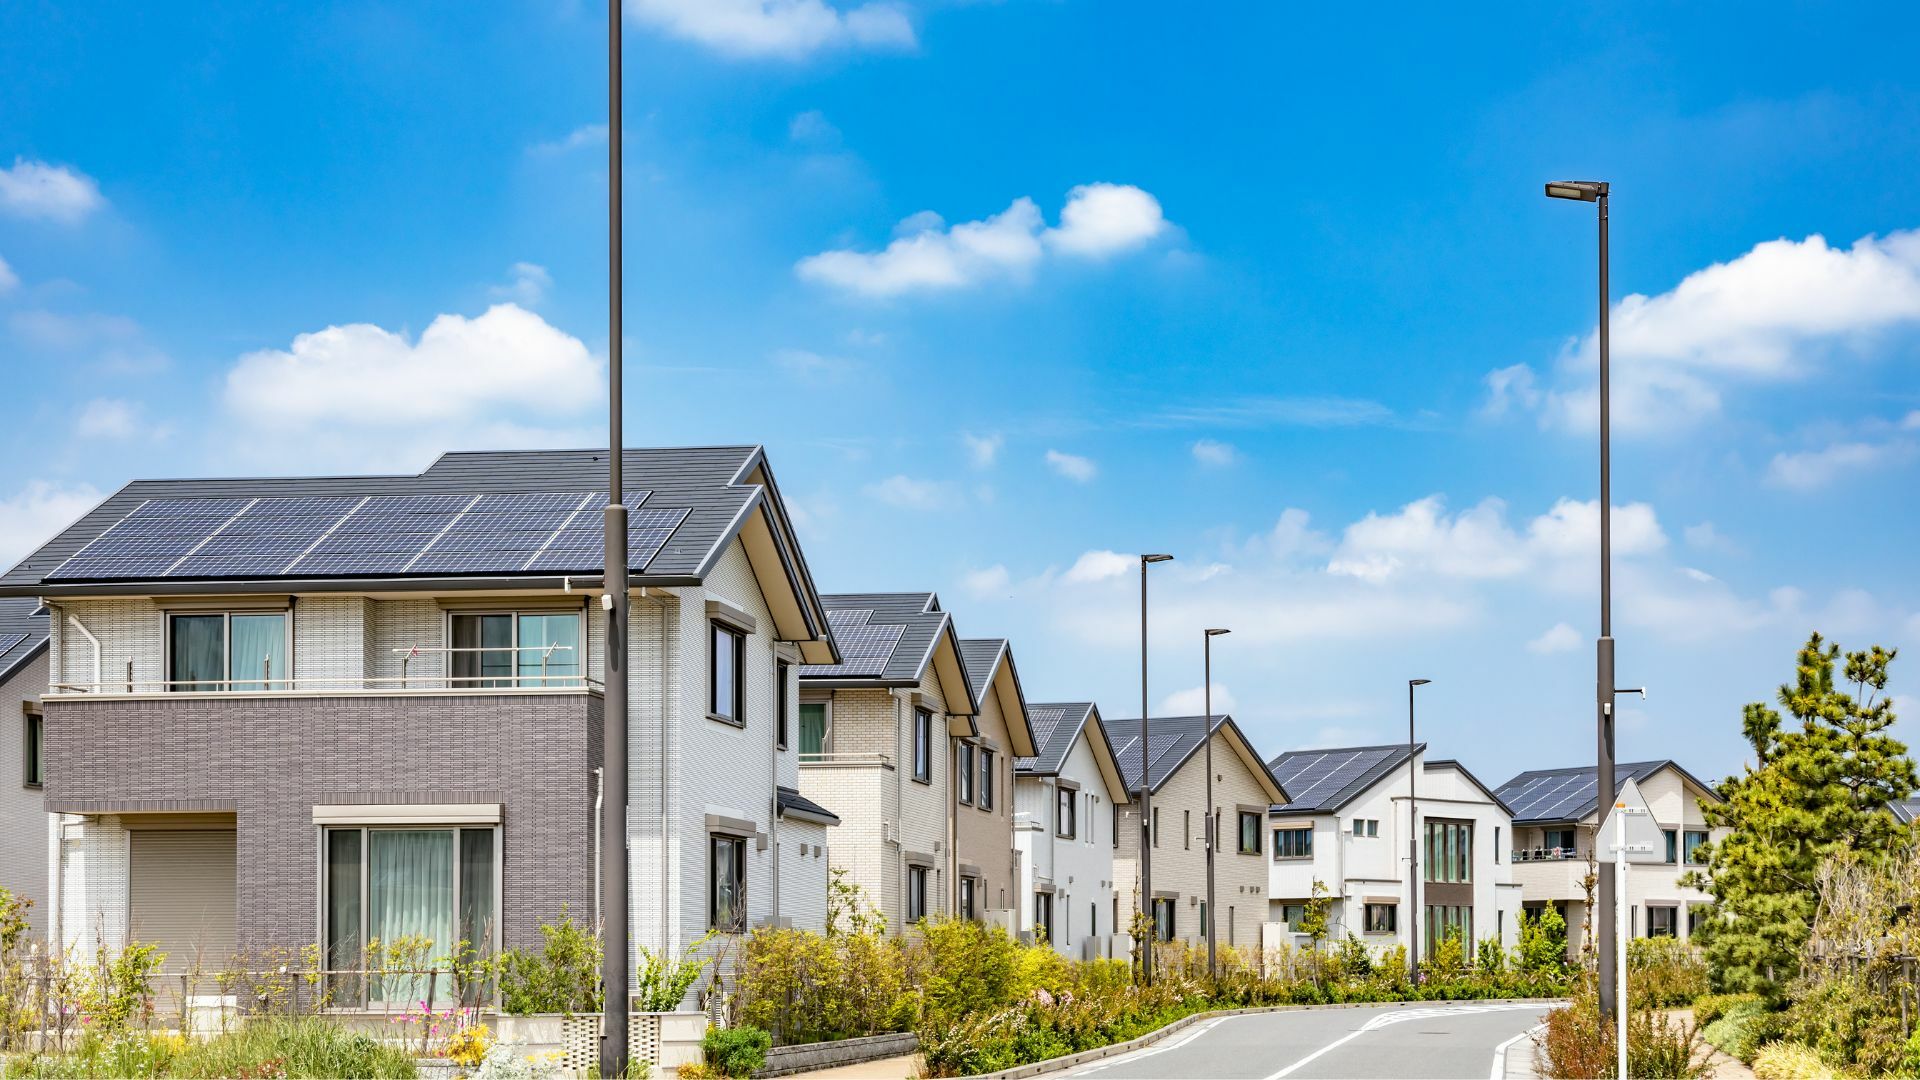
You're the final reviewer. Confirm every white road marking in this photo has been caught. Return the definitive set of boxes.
[1489,1023,1544,1079]
[1261,1003,1548,1080]
[1070,1016,1228,1075]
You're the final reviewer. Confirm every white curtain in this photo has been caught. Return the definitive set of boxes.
[369,830,454,1004]
[230,614,287,690]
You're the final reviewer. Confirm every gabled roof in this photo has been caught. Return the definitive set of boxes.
[1494,760,1722,825]
[1268,744,1420,815]
[0,447,838,662]
[1017,702,1129,803]
[1891,797,1920,825]
[800,592,978,720]
[0,598,50,684]
[958,638,1037,758]
[1109,714,1288,803]
[1424,758,1515,816]
[777,786,840,827]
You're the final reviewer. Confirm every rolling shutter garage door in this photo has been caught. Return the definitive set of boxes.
[129,830,237,975]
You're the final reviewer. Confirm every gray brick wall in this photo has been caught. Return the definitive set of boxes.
[42,691,600,954]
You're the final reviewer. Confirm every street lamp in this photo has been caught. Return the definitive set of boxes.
[1544,177,1622,1017]
[601,0,631,1073]
[1203,627,1230,979]
[1407,678,1430,980]
[1139,553,1173,984]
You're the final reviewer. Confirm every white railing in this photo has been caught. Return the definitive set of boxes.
[48,645,600,695]
[1512,846,1581,862]
[798,752,893,767]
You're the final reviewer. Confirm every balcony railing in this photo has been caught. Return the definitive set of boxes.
[48,645,600,696]
[798,752,894,767]
[1512,846,1582,862]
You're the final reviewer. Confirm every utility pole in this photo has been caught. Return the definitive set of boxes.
[1203,628,1229,979]
[1137,553,1171,983]
[600,0,631,1073]
[1407,678,1429,978]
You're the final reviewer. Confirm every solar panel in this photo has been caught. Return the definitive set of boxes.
[49,498,256,579]
[0,633,26,656]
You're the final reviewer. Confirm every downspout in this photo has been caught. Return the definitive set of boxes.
[65,609,102,691]
[593,767,605,932]
[768,664,781,924]
[948,734,958,914]
[654,590,671,955]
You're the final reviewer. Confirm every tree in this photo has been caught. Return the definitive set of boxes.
[1686,633,1916,997]
[1298,879,1333,986]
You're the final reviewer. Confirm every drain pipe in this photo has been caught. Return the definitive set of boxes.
[593,766,605,932]
[65,609,102,691]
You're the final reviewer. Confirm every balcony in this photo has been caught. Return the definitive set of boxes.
[1512,846,1582,863]
[48,644,601,699]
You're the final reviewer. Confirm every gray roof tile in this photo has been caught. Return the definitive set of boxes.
[0,598,49,684]
[958,638,1007,703]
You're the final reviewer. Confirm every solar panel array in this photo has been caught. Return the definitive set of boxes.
[1497,764,1654,822]
[46,489,691,581]
[0,633,25,657]
[1018,705,1075,772]
[1270,747,1405,812]
[1111,721,1208,791]
[801,608,905,676]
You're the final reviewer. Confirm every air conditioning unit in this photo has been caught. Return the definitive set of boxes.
[883,822,900,845]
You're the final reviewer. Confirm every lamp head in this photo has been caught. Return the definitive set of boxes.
[1544,180,1608,202]
[1143,553,1174,565]
[1410,678,1432,687]
[1205,628,1231,637]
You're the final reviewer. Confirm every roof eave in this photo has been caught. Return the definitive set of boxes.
[3,573,716,599]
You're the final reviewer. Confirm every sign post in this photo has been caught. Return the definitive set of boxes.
[1598,776,1663,1080]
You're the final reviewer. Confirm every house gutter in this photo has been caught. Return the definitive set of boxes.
[62,607,101,689]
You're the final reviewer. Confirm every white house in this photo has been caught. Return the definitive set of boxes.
[0,600,49,929]
[1013,702,1129,960]
[1495,760,1727,956]
[1266,743,1521,958]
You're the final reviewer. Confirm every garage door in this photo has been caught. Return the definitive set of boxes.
[129,830,237,975]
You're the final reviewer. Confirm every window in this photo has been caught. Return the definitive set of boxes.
[776,662,790,749]
[1424,821,1473,883]
[1663,828,1679,864]
[1184,810,1192,849]
[1688,905,1708,936]
[912,709,933,783]
[1425,905,1472,948]
[1057,787,1077,838]
[1152,807,1160,848]
[1684,830,1710,864]
[1239,812,1262,854]
[169,611,288,691]
[1543,827,1577,854]
[709,622,745,724]
[1364,902,1397,934]
[1152,898,1176,942]
[1111,803,1120,849]
[1351,818,1379,838]
[1034,892,1052,942]
[1647,905,1677,938]
[1277,902,1307,926]
[959,877,976,920]
[979,749,995,811]
[23,710,44,788]
[323,826,498,1005]
[449,611,582,688]
[1273,827,1313,860]
[957,744,975,804]
[710,833,747,931]
[799,702,829,757]
[1494,826,1502,864]
[907,866,928,923]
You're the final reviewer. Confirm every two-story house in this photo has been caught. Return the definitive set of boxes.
[1266,743,1521,957]
[0,446,841,1001]
[1111,714,1288,953]
[1013,702,1128,960]
[796,593,980,932]
[0,599,50,928]
[953,639,1039,922]
[1495,760,1727,956]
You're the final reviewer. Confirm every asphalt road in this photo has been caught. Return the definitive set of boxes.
[1047,1001,1553,1080]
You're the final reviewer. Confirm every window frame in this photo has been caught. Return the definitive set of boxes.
[166,609,293,692]
[1056,787,1077,839]
[23,708,44,789]
[445,608,586,689]
[958,876,976,921]
[320,823,502,1006]
[1424,821,1473,883]
[956,743,975,805]
[775,661,790,750]
[1152,897,1176,942]
[978,748,994,811]
[708,620,747,727]
[907,865,928,923]
[1238,811,1262,854]
[798,699,831,758]
[1272,826,1312,860]
[1034,891,1052,942]
[1684,830,1710,864]
[1663,828,1679,865]
[1646,904,1678,939]
[911,709,933,784]
[1111,803,1120,850]
[710,832,748,931]
[1363,902,1397,934]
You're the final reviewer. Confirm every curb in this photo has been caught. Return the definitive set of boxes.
[967,997,1567,1079]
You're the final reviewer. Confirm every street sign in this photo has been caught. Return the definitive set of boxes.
[1598,777,1665,864]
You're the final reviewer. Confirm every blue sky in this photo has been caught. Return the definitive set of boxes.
[3,2,1917,788]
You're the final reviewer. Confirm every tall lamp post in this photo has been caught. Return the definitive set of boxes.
[600,0,631,1074]
[1544,178,1621,1017]
[1202,628,1230,978]
[1138,553,1173,984]
[1407,678,1430,979]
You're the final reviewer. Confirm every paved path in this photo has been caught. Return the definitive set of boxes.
[1043,1001,1552,1080]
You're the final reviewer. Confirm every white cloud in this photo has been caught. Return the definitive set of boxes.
[1904,410,1920,431]
[627,0,915,60]
[1160,683,1237,717]
[863,474,951,510]
[490,262,552,308]
[1327,495,1664,585]
[1044,449,1097,482]
[0,254,16,294]
[1148,396,1393,429]
[0,159,105,224]
[1526,622,1583,654]
[1063,550,1133,584]
[75,398,144,439]
[528,124,608,156]
[1766,439,1917,490]
[1684,522,1736,553]
[0,480,104,568]
[1489,229,1920,432]
[1525,498,1667,559]
[1191,438,1237,467]
[796,184,1169,297]
[960,564,1010,597]
[963,432,1003,468]
[788,109,841,145]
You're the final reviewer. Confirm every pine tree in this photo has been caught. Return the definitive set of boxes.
[1686,633,1916,997]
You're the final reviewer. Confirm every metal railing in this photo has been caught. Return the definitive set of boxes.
[1511,846,1582,862]
[47,645,600,695]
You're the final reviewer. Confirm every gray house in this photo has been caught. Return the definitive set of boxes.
[0,599,50,928]
[0,446,839,997]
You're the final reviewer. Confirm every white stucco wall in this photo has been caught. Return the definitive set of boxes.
[1012,724,1121,960]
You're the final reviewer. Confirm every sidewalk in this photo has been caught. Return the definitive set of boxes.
[779,1053,922,1079]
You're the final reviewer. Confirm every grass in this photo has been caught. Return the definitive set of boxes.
[5,1018,418,1078]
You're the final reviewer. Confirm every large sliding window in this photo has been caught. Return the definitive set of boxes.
[323,825,498,1005]
[1424,821,1473,883]
[1425,904,1472,949]
[710,833,747,931]
[799,703,829,757]
[169,612,288,691]
[449,611,582,688]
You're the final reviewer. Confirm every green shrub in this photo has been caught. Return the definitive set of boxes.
[1625,937,1708,1008]
[1514,905,1569,975]
[1701,1000,1780,1064]
[1538,981,1710,1079]
[8,1019,421,1078]
[1751,1041,1840,1080]
[496,913,601,1016]
[703,1025,772,1078]
[735,925,914,1043]
[1780,973,1908,1076]
[1691,991,1761,1026]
